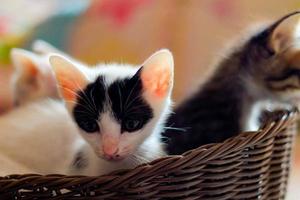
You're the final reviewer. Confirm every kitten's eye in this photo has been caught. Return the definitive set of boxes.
[78,120,99,133]
[123,119,142,132]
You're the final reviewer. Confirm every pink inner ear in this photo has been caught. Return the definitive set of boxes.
[142,66,171,98]
[56,70,85,102]
[22,58,38,76]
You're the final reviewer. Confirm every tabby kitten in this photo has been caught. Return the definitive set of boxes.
[49,49,174,174]
[163,11,300,155]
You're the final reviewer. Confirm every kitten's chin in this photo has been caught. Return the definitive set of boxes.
[277,91,300,104]
[96,152,126,162]
[104,157,125,162]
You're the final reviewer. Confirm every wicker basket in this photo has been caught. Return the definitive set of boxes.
[0,108,298,200]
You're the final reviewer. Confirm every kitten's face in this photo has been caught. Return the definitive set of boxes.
[241,12,300,102]
[10,49,58,106]
[10,40,81,106]
[50,50,173,161]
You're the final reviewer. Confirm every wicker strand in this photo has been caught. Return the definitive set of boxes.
[0,109,297,200]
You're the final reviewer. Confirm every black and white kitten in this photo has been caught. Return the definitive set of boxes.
[164,11,300,155]
[49,49,174,173]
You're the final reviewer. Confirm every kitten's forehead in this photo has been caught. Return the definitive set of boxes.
[73,64,154,133]
[90,64,139,86]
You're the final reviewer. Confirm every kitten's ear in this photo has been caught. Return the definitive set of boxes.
[269,11,300,54]
[49,55,88,103]
[10,48,56,104]
[32,40,62,55]
[140,49,174,99]
[11,48,41,77]
[33,39,85,66]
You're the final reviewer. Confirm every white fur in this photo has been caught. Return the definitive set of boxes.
[0,153,33,176]
[10,49,59,105]
[0,97,150,176]
[3,44,172,176]
[0,99,80,174]
[241,68,298,132]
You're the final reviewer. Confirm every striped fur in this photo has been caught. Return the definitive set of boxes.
[164,11,300,155]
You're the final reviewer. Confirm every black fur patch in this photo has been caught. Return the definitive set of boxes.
[73,69,153,134]
[108,69,153,133]
[73,76,106,132]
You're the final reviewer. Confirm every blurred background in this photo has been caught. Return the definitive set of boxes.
[0,0,299,199]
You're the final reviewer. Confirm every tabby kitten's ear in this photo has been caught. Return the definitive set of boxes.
[269,11,300,64]
[10,48,58,105]
[49,55,88,108]
[140,49,174,100]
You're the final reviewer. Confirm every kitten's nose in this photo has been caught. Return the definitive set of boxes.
[101,135,121,160]
[102,145,119,160]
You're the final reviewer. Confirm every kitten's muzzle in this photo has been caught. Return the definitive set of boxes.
[103,153,123,161]
[102,146,123,161]
[101,134,123,161]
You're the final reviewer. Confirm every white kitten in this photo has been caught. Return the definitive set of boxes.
[0,153,32,176]
[0,98,79,175]
[10,49,59,106]
[0,49,82,175]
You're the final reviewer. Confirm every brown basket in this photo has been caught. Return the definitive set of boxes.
[0,108,298,200]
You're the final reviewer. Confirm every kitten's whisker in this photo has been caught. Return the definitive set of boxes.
[124,77,140,110]
[69,110,97,118]
[59,86,92,108]
[117,84,123,114]
[131,154,150,164]
[129,156,142,166]
[58,85,81,99]
[163,126,187,132]
[74,80,98,115]
[124,94,142,110]
[67,77,97,114]
[61,86,96,115]
[128,156,140,166]
[64,100,97,117]
[126,104,150,112]
[89,86,98,113]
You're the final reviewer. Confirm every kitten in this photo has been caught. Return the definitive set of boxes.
[0,153,33,176]
[163,11,300,155]
[0,97,79,175]
[8,45,115,176]
[48,49,174,174]
[11,40,83,106]
[0,48,81,175]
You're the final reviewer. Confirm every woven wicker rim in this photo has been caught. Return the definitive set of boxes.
[0,108,298,198]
